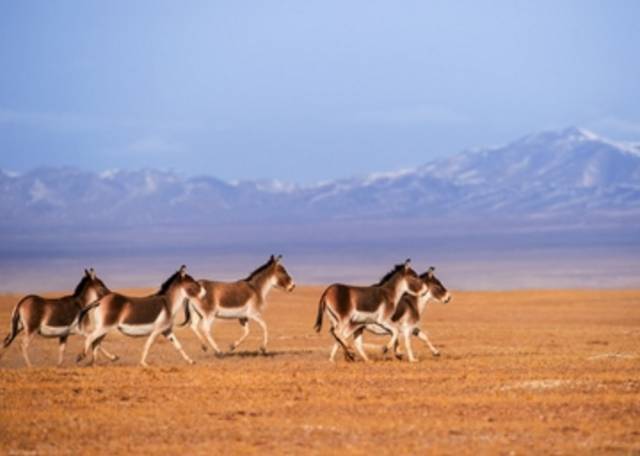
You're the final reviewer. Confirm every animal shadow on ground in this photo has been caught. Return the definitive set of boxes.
[220,349,314,359]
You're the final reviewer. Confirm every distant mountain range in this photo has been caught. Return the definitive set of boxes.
[1,127,639,229]
[1,126,639,291]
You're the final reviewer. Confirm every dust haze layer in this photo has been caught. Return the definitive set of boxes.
[1,127,639,291]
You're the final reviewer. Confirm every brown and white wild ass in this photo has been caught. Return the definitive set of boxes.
[76,265,205,367]
[313,259,429,362]
[0,268,115,367]
[186,255,295,355]
[354,266,452,362]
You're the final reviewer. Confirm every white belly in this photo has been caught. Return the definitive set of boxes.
[118,323,155,337]
[216,306,248,319]
[39,324,72,337]
[352,308,382,324]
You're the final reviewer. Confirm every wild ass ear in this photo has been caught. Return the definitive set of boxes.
[403,258,411,270]
[427,266,435,278]
[89,268,96,280]
[275,254,283,263]
[179,265,187,278]
[84,269,90,277]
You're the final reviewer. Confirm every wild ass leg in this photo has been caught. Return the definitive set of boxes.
[403,328,417,362]
[98,346,119,361]
[340,324,373,362]
[229,318,250,352]
[393,338,403,360]
[415,328,440,356]
[90,334,108,366]
[163,330,195,365]
[379,323,400,356]
[78,327,108,365]
[329,342,341,363]
[200,317,222,355]
[57,335,68,367]
[249,313,269,354]
[189,312,209,352]
[352,328,371,363]
[21,332,35,368]
[328,326,355,362]
[140,330,161,367]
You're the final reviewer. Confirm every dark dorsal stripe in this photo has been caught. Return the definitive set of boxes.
[244,258,274,282]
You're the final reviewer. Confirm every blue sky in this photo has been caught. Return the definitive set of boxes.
[1,1,639,182]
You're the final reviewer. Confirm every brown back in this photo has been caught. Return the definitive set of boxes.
[97,266,203,326]
[19,269,110,332]
[199,255,295,310]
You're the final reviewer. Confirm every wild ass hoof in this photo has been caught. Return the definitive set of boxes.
[259,347,268,356]
[432,351,441,357]
[381,346,389,355]
[408,358,419,363]
[344,350,356,362]
[394,353,404,361]
[140,361,150,368]
[228,343,237,352]
[76,353,85,364]
[186,359,196,365]
[201,344,208,352]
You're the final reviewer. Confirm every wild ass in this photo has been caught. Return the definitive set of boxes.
[76,265,205,367]
[0,269,115,367]
[355,266,452,362]
[186,255,295,355]
[313,259,429,363]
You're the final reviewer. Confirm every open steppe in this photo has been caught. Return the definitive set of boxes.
[1,287,639,454]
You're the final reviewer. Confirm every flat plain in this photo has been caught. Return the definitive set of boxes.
[0,287,639,454]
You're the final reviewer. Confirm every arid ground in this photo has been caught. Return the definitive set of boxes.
[0,287,639,454]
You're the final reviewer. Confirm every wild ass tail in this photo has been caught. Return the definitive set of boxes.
[77,299,101,327]
[3,299,25,348]
[177,299,203,327]
[314,292,327,333]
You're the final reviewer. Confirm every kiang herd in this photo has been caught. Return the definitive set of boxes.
[0,255,451,368]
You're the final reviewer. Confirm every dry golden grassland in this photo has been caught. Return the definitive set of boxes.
[0,287,639,454]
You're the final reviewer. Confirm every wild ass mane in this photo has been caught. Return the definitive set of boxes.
[155,267,185,296]
[73,276,91,296]
[373,261,413,286]
[243,258,274,282]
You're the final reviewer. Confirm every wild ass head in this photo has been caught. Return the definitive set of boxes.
[157,265,206,302]
[245,255,296,292]
[377,259,428,297]
[421,266,451,304]
[271,255,295,292]
[75,268,111,306]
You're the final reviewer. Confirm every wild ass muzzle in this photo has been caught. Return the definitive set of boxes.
[314,259,428,363]
[186,255,295,355]
[355,266,452,362]
[0,268,115,367]
[76,265,205,367]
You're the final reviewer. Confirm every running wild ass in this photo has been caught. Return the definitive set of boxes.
[186,255,295,355]
[0,268,114,367]
[76,265,205,367]
[314,259,428,362]
[355,266,452,362]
